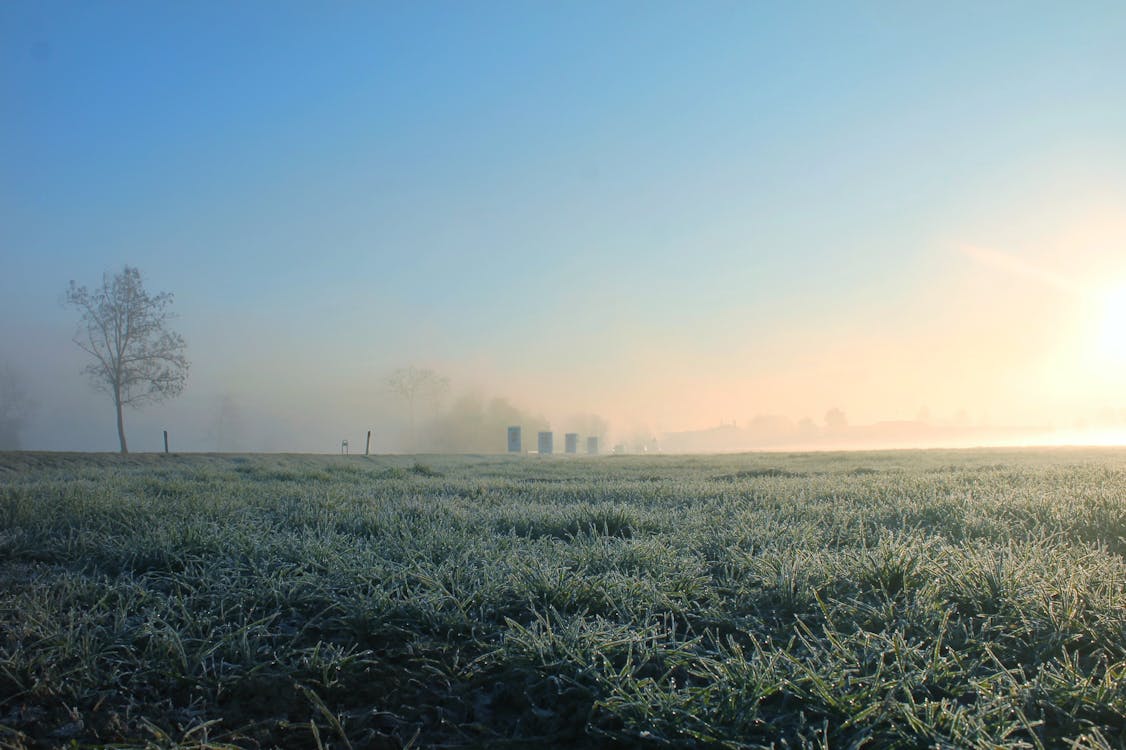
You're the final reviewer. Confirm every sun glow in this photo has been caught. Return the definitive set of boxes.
[1094,283,1126,367]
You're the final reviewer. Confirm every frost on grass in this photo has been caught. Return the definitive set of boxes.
[0,449,1123,748]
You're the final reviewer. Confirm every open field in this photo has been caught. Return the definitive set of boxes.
[1,449,1124,749]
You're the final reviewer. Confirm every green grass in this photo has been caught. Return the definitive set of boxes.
[1,449,1124,749]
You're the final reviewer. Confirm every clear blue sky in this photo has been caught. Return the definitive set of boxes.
[3,1,1126,450]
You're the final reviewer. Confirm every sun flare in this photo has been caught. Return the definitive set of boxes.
[1095,283,1126,366]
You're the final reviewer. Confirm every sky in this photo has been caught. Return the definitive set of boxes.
[3,1,1126,452]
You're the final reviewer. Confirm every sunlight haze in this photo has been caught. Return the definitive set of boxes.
[2,1,1125,452]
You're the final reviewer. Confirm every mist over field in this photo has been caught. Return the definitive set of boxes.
[4,337,1126,454]
[2,2,1126,454]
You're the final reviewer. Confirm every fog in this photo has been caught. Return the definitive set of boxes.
[5,294,1126,455]
[5,222,1126,455]
[4,3,1126,454]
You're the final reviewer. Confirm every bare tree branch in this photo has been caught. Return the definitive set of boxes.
[66,266,190,453]
[387,366,449,451]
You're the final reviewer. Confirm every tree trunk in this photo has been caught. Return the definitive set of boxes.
[408,399,416,452]
[114,392,128,454]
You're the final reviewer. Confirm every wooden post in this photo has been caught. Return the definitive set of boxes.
[365,430,371,456]
[163,430,169,454]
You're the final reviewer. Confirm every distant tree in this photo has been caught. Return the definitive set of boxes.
[797,417,819,439]
[824,407,848,431]
[567,413,609,440]
[0,362,35,450]
[211,394,244,452]
[387,366,448,450]
[426,394,549,453]
[66,266,189,453]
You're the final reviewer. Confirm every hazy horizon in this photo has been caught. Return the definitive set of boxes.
[3,2,1126,453]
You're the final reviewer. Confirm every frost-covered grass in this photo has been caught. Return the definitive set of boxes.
[1,449,1124,748]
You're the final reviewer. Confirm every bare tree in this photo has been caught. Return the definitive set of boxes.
[211,393,245,452]
[387,366,448,450]
[567,412,609,440]
[0,361,35,450]
[66,266,189,453]
[824,407,848,432]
